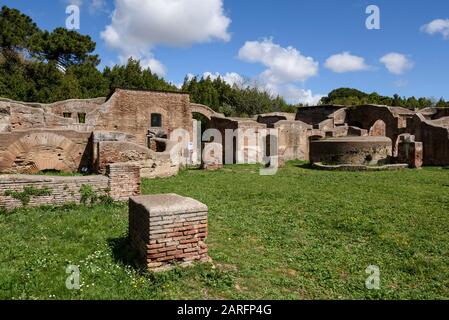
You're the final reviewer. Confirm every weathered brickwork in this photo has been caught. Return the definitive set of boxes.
[97,141,153,174]
[0,163,141,210]
[107,163,141,201]
[0,175,109,210]
[0,129,92,174]
[2,90,449,172]
[129,194,209,272]
[94,89,193,146]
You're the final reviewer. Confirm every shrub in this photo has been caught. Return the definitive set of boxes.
[79,184,97,206]
[4,186,52,207]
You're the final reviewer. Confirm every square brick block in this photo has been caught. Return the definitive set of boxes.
[129,194,210,272]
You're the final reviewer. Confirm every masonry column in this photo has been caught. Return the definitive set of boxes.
[107,163,141,201]
[397,135,423,169]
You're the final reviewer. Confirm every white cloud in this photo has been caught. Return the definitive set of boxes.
[324,52,370,73]
[380,53,414,75]
[421,19,449,39]
[238,38,319,83]
[251,80,320,105]
[281,86,324,105]
[236,38,322,105]
[115,53,167,76]
[203,72,245,87]
[140,57,167,77]
[101,0,231,75]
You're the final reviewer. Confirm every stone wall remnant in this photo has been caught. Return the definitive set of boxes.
[397,135,423,168]
[0,163,141,210]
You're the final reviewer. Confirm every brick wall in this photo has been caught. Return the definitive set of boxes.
[0,175,109,210]
[97,141,153,174]
[0,163,141,210]
[129,194,209,272]
[0,129,92,174]
[94,89,193,146]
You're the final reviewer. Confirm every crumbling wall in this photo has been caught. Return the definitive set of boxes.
[275,120,310,161]
[93,89,193,146]
[0,174,109,210]
[96,141,154,174]
[0,163,141,210]
[407,114,449,165]
[256,113,296,128]
[296,105,346,125]
[0,129,92,174]
[347,105,406,155]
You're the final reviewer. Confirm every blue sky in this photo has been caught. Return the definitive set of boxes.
[2,0,449,104]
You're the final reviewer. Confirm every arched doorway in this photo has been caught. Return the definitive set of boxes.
[369,120,387,136]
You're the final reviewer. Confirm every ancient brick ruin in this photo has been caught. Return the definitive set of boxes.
[1,89,449,209]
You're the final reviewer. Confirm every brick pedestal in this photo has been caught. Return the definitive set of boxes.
[129,194,210,272]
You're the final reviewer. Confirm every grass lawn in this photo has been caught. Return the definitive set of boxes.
[0,161,448,300]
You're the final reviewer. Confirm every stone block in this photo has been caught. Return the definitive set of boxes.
[129,194,210,272]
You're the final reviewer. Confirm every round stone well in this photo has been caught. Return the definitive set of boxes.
[310,136,393,166]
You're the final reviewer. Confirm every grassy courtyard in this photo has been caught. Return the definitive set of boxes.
[0,161,448,300]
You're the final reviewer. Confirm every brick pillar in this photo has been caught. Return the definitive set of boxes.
[129,194,210,272]
[397,135,423,169]
[107,163,141,201]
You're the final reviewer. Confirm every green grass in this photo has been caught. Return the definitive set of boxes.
[1,161,448,299]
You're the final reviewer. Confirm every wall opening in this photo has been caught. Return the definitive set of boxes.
[151,113,162,128]
[78,113,86,124]
[369,120,387,137]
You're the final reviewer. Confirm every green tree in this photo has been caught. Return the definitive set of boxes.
[0,6,39,56]
[103,58,178,92]
[435,98,448,108]
[29,27,99,68]
[68,62,109,98]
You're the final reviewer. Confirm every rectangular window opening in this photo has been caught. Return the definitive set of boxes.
[78,113,86,124]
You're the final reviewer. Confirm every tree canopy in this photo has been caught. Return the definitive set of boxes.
[29,28,100,68]
[181,75,296,117]
[320,88,447,109]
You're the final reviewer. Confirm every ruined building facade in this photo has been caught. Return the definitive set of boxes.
[1,88,449,177]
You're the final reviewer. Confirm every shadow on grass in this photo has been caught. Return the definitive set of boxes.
[107,236,146,272]
[294,162,315,170]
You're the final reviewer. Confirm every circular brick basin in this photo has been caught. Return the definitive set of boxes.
[310,136,393,166]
